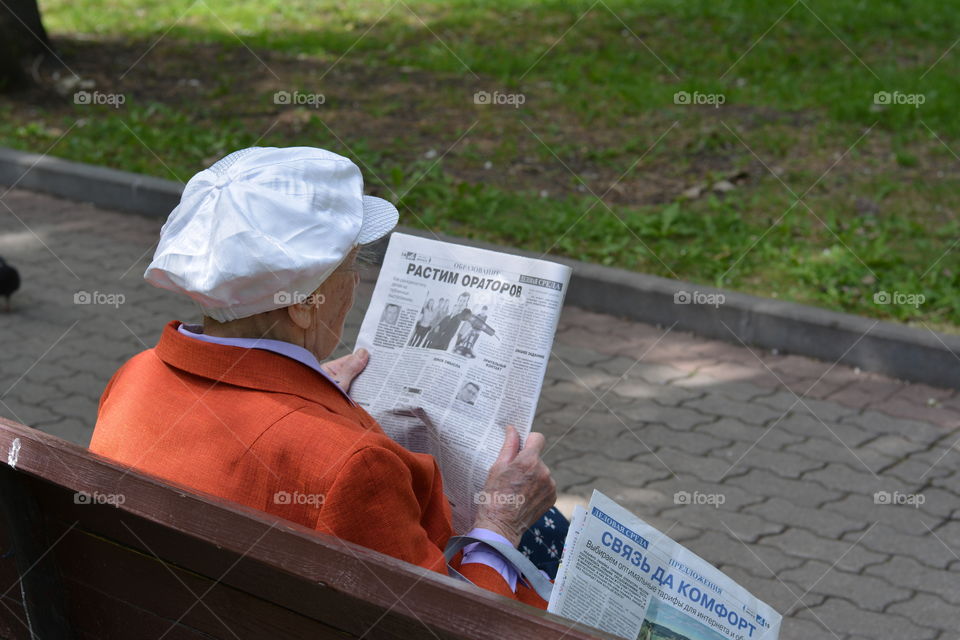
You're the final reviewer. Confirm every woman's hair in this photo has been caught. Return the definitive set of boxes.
[335,244,381,275]
[355,244,382,269]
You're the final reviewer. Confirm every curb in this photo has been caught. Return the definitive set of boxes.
[0,147,183,216]
[2,146,957,389]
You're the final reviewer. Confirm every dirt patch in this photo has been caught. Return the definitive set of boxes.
[3,34,955,220]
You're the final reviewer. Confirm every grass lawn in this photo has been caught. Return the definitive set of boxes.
[2,0,959,332]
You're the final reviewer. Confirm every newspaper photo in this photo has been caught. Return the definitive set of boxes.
[549,491,782,640]
[351,232,572,532]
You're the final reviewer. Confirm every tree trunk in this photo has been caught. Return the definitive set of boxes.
[0,0,51,89]
[3,0,49,54]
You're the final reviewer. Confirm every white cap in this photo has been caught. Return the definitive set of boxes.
[144,146,398,322]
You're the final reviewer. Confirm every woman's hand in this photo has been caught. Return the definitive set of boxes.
[321,348,369,393]
[473,425,557,547]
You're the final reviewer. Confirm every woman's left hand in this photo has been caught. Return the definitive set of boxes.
[321,349,369,393]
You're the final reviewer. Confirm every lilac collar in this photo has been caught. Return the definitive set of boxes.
[177,323,355,405]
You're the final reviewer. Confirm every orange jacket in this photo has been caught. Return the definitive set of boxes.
[90,321,546,607]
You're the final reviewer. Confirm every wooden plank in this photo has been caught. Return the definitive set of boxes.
[65,583,216,640]
[0,516,23,614]
[0,465,74,639]
[55,526,364,639]
[0,418,613,640]
[34,479,518,640]
[0,595,30,640]
[0,511,26,640]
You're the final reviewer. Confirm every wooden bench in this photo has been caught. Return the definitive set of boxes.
[0,417,612,639]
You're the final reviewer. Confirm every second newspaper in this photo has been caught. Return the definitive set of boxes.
[549,491,782,640]
[351,233,572,532]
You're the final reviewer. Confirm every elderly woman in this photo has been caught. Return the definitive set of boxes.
[90,147,557,607]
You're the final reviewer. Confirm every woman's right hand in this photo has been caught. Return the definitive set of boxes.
[473,425,557,547]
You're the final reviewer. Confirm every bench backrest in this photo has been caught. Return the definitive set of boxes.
[0,418,611,639]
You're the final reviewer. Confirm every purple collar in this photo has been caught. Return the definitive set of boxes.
[177,324,355,405]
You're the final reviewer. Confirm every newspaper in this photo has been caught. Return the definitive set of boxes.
[351,232,572,532]
[549,491,782,640]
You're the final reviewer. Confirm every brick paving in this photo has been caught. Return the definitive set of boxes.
[1,188,958,639]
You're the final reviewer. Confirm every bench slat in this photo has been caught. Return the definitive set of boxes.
[56,528,354,639]
[0,418,613,639]
[0,466,74,639]
[62,585,218,640]
[0,595,29,640]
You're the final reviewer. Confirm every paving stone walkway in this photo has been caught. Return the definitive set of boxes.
[1,188,958,639]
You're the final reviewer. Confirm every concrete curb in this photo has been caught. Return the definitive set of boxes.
[2,146,957,389]
[0,147,183,217]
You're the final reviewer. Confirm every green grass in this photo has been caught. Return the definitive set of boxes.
[36,0,960,134]
[2,0,958,331]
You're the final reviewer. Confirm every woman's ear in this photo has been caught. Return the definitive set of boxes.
[285,283,326,330]
[286,300,314,330]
